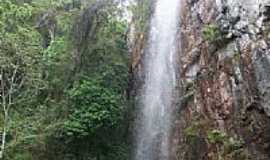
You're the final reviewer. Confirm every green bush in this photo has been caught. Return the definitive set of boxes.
[64,78,124,138]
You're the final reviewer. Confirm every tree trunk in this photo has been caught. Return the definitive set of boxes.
[0,112,8,159]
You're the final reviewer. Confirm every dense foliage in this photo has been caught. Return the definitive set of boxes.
[65,78,124,138]
[0,0,131,159]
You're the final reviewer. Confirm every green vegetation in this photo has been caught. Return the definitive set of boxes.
[202,24,221,42]
[0,0,131,159]
[207,129,244,149]
[207,129,247,159]
[207,129,227,144]
[64,78,124,138]
[184,122,200,138]
[183,118,250,160]
[130,0,152,33]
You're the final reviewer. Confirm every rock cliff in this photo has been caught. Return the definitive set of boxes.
[130,0,270,159]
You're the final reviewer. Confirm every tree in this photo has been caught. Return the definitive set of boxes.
[0,1,44,158]
[0,1,131,159]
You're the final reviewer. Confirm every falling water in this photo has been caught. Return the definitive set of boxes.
[134,0,180,160]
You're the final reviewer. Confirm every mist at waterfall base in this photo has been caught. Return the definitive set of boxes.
[134,0,181,160]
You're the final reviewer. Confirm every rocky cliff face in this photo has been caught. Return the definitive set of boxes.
[175,0,270,159]
[130,0,270,160]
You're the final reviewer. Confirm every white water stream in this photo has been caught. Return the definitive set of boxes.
[134,0,181,160]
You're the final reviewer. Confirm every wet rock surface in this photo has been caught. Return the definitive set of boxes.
[176,0,270,159]
[130,0,270,159]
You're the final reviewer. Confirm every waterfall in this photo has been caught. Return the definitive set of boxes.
[134,0,181,160]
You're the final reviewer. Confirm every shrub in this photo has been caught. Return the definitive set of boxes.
[64,78,124,138]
